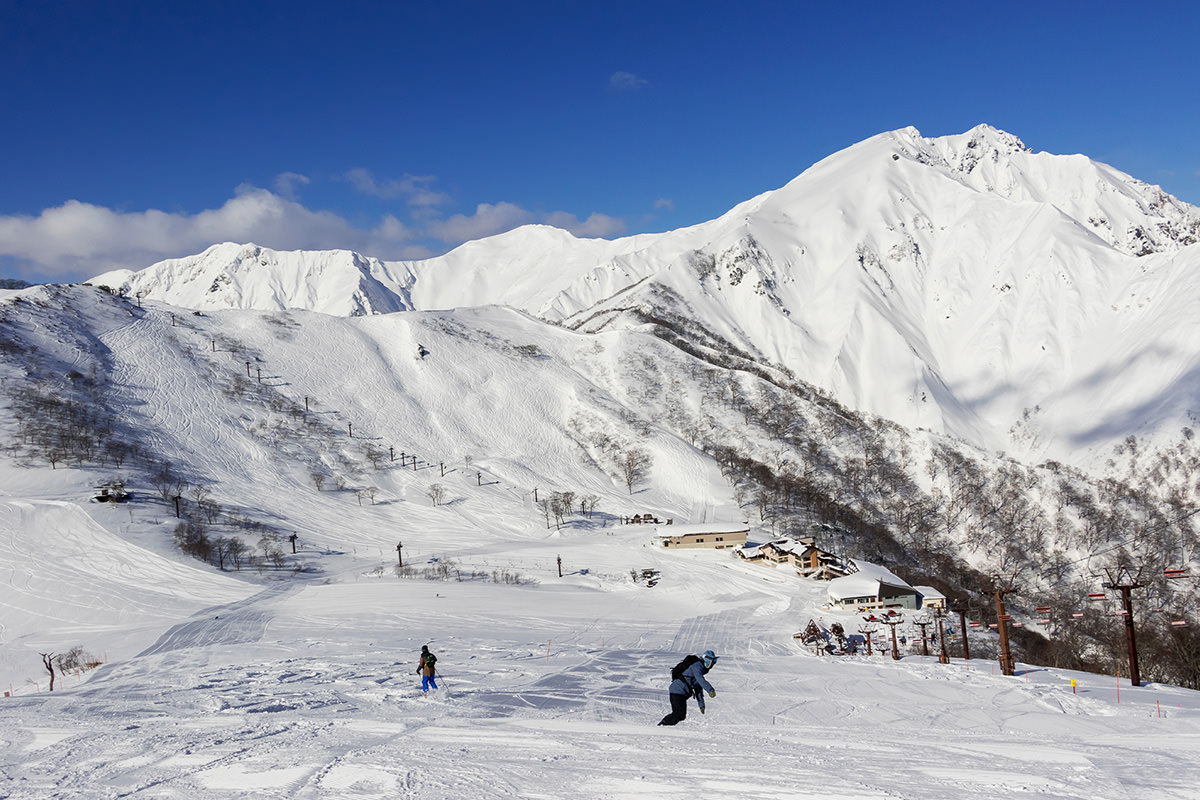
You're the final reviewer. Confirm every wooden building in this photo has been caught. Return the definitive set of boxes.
[657,523,749,550]
[736,536,848,580]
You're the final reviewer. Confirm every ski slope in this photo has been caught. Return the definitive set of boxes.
[0,500,254,679]
[1,285,1199,798]
[2,532,1198,799]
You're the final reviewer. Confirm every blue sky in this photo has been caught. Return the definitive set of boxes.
[2,0,1198,282]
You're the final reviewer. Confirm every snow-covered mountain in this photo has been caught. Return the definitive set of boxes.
[10,125,1200,797]
[90,125,1200,470]
[4,278,1200,797]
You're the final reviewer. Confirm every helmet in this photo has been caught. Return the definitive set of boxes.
[702,649,718,667]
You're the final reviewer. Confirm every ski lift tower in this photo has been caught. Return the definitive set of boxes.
[1101,566,1147,687]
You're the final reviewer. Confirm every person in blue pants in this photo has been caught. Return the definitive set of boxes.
[658,650,718,725]
[417,645,438,694]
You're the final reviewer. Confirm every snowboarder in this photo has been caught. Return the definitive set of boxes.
[416,645,438,694]
[657,649,718,726]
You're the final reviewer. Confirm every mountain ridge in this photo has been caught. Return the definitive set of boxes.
[87,126,1200,469]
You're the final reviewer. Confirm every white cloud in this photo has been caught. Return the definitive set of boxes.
[0,188,627,282]
[343,169,451,206]
[426,202,536,245]
[610,71,648,91]
[273,172,310,200]
[372,214,417,242]
[542,211,626,238]
[0,187,431,280]
[654,198,674,212]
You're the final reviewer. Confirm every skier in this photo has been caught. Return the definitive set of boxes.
[416,645,438,694]
[657,649,718,726]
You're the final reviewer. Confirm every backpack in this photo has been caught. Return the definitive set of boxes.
[425,652,437,667]
[671,654,701,682]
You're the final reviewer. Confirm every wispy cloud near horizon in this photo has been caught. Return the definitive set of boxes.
[0,187,628,282]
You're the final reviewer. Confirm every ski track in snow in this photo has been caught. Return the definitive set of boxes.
[3,568,1200,800]
[4,296,1200,797]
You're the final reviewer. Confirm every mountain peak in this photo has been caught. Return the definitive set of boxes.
[912,124,1030,176]
[961,123,1029,152]
[82,126,1200,468]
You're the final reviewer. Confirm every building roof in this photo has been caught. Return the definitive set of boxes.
[765,539,811,556]
[827,559,915,601]
[736,537,807,557]
[736,532,820,555]
[914,585,947,603]
[655,522,749,539]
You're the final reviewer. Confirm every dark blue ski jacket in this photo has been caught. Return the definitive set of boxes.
[668,660,715,710]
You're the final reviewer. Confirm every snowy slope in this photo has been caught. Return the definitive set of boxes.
[0,500,254,681]
[2,280,1199,797]
[3,503,1200,799]
[87,126,1200,469]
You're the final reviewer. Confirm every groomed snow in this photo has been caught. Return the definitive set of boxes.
[3,522,1199,799]
[2,278,1199,797]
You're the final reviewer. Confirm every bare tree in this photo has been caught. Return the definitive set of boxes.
[226,537,247,570]
[56,645,92,674]
[428,483,446,506]
[198,497,222,524]
[309,467,326,492]
[174,519,212,561]
[581,494,601,517]
[548,491,577,528]
[213,536,227,570]
[151,461,187,502]
[621,447,653,494]
[545,491,578,529]
[40,652,57,692]
[253,533,285,568]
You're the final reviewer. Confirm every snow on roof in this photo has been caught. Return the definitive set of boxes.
[914,585,947,601]
[736,537,796,558]
[827,559,914,600]
[736,535,816,555]
[655,522,749,539]
[762,538,809,555]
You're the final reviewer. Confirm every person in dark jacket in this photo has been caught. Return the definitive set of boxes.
[658,649,718,725]
[416,645,438,694]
